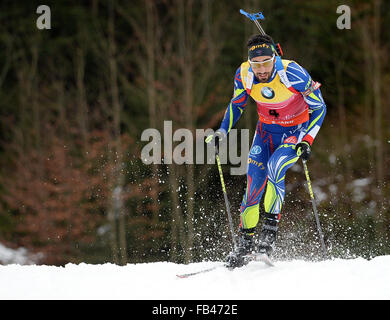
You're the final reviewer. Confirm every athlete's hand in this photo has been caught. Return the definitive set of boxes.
[296,141,311,160]
[205,128,227,149]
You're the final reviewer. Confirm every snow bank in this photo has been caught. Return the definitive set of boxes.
[0,255,389,300]
[0,243,42,265]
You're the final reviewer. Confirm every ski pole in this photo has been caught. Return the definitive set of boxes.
[302,159,327,258]
[215,146,237,250]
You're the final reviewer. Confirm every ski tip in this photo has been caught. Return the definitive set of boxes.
[258,254,275,267]
[246,253,275,267]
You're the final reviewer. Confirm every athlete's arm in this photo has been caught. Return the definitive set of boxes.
[219,67,249,134]
[286,62,326,145]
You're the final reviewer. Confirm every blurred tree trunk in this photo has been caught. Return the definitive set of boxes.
[75,46,89,149]
[0,34,12,90]
[334,53,354,216]
[360,16,375,198]
[372,0,383,190]
[108,0,127,265]
[30,44,40,151]
[372,0,386,242]
[167,165,186,261]
[17,42,40,152]
[335,61,347,165]
[54,73,68,140]
[16,40,44,202]
[146,0,160,223]
[178,0,195,263]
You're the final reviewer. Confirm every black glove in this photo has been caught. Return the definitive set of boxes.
[296,141,311,160]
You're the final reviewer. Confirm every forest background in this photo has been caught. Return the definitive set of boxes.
[0,0,389,265]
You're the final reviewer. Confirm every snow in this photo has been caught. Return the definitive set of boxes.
[0,243,42,265]
[1,256,390,300]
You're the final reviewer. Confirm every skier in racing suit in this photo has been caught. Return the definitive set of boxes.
[207,34,326,268]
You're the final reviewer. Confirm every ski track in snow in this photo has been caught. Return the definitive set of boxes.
[1,256,389,299]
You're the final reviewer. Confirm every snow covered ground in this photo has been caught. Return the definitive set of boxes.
[0,243,42,265]
[1,255,389,300]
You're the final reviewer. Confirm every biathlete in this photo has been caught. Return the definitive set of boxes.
[207,34,326,268]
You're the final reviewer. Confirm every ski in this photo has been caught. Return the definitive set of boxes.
[245,253,275,267]
[176,254,274,278]
[176,265,222,278]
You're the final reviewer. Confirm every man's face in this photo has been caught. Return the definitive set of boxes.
[250,55,275,83]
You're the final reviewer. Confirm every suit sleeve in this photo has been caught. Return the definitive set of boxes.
[219,66,249,134]
[286,62,326,145]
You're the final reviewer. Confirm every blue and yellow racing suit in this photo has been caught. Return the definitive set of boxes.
[219,58,326,231]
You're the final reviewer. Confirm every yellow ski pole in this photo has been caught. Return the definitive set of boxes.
[215,147,237,250]
[302,159,327,258]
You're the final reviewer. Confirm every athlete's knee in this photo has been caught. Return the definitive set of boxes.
[267,144,298,181]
